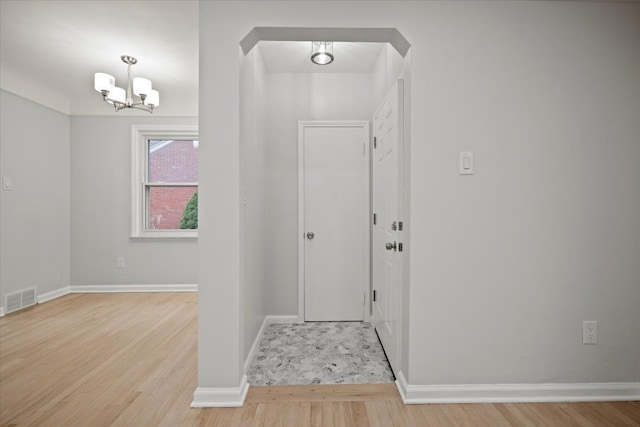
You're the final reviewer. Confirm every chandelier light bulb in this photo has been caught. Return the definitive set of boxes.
[146,89,160,107]
[133,77,152,96]
[106,86,126,105]
[311,41,334,65]
[94,73,115,93]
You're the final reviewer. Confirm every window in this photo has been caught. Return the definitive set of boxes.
[131,125,198,238]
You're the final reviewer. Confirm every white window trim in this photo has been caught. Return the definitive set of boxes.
[131,124,199,239]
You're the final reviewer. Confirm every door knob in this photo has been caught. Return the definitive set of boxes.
[385,241,396,251]
[306,232,315,240]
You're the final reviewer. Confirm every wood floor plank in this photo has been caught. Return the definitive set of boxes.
[246,383,399,403]
[2,293,639,427]
[298,401,312,427]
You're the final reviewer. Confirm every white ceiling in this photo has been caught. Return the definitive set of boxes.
[258,41,384,74]
[1,0,199,116]
[0,1,385,116]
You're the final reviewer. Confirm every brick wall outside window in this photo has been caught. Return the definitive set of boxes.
[148,140,198,229]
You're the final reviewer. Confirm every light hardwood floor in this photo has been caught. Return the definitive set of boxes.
[1,293,638,426]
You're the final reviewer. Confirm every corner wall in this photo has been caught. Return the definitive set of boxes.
[0,90,70,309]
[240,46,267,362]
[70,116,198,288]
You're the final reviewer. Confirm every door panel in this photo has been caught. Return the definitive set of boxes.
[303,124,368,321]
[373,81,403,374]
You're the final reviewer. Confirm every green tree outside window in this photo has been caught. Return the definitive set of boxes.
[180,192,198,229]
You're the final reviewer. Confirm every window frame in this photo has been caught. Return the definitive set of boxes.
[131,125,199,239]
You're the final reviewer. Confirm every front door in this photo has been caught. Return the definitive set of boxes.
[372,80,404,374]
[300,122,369,321]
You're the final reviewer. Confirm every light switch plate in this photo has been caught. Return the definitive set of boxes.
[459,152,474,175]
[2,176,12,190]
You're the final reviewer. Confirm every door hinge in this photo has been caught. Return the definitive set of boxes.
[398,243,403,252]
[373,213,377,225]
[398,221,403,231]
[373,290,377,302]
[373,136,377,149]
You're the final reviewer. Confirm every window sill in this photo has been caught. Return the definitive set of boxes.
[130,232,198,241]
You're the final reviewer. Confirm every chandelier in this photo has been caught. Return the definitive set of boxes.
[94,55,159,113]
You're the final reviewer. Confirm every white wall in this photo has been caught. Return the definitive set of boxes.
[372,43,406,111]
[70,116,198,287]
[265,72,375,315]
[0,90,70,308]
[199,0,640,393]
[240,46,267,361]
[408,1,640,385]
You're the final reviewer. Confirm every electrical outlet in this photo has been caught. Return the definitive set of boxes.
[117,257,125,269]
[583,321,597,344]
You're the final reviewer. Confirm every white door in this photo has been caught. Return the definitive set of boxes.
[300,122,369,321]
[372,80,404,373]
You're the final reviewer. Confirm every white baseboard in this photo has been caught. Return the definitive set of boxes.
[396,371,640,404]
[265,315,299,324]
[38,287,71,304]
[191,375,249,408]
[0,285,198,315]
[244,317,269,374]
[192,315,296,408]
[70,284,197,293]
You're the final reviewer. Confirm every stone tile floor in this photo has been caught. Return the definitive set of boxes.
[247,322,395,386]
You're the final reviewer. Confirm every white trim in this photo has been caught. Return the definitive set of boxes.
[191,375,249,408]
[396,371,409,401]
[240,27,411,57]
[297,123,305,323]
[130,124,199,239]
[38,287,71,304]
[265,315,300,324]
[395,371,640,404]
[243,316,269,374]
[372,79,405,374]
[298,121,371,323]
[130,235,197,241]
[70,284,197,293]
[243,315,300,376]
[0,285,197,314]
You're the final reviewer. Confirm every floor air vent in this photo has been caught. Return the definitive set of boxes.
[5,287,37,314]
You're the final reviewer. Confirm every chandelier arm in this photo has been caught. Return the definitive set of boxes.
[130,104,154,112]
[114,102,129,112]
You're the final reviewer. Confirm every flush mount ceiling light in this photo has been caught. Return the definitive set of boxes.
[94,55,159,113]
[311,41,334,65]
